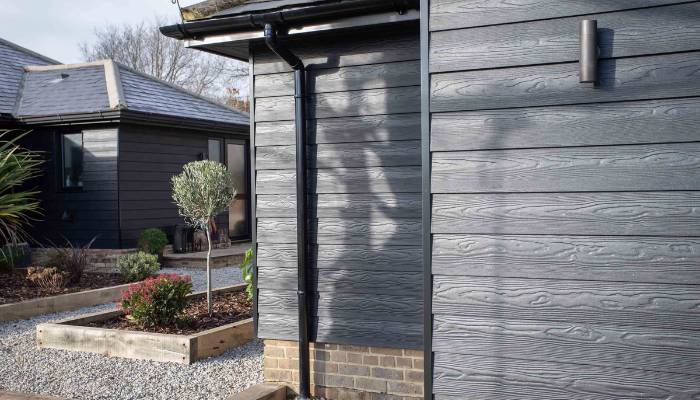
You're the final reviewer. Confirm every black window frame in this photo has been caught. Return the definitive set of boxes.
[58,131,85,192]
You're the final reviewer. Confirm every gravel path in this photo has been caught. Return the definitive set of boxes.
[0,267,263,400]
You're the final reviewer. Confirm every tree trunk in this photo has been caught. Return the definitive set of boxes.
[205,222,213,316]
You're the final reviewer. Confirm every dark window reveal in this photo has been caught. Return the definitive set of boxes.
[61,133,83,189]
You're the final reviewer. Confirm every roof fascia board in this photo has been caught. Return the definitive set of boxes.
[185,9,419,48]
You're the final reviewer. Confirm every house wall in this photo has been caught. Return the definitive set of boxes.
[117,123,246,248]
[26,126,120,248]
[426,1,700,398]
[252,25,422,350]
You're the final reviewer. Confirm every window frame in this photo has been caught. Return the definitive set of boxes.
[58,131,85,192]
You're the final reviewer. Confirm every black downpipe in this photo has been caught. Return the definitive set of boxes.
[264,24,311,400]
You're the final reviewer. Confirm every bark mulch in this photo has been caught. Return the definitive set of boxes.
[87,290,252,335]
[0,272,125,305]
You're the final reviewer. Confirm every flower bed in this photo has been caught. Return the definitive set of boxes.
[0,272,124,304]
[36,284,253,364]
[0,273,132,323]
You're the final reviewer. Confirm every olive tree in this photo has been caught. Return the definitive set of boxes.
[171,160,236,314]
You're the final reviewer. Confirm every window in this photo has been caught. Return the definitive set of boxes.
[208,139,222,163]
[61,133,83,189]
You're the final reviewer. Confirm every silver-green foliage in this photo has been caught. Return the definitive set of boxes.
[171,160,236,230]
[118,251,161,282]
[171,160,236,314]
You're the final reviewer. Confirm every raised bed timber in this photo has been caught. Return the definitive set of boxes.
[36,285,253,364]
[0,282,132,323]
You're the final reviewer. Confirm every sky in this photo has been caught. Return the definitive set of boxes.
[2,0,188,63]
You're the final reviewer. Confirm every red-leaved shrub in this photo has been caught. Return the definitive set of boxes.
[120,274,192,327]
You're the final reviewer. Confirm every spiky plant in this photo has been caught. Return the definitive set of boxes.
[0,130,42,251]
[171,160,236,315]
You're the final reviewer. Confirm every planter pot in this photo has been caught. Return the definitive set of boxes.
[36,284,253,364]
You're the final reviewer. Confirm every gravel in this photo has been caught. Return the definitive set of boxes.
[0,267,263,400]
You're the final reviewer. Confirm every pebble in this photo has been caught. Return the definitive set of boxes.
[0,267,263,399]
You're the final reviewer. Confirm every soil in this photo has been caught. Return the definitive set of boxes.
[87,290,252,335]
[0,272,125,305]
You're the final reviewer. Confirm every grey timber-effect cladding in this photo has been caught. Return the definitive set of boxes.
[426,1,700,399]
[252,26,423,349]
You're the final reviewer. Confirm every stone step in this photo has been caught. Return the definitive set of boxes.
[227,384,287,400]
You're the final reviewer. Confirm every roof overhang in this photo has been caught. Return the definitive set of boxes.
[11,110,248,135]
[161,0,419,61]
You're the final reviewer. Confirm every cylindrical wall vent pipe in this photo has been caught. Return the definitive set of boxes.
[580,19,598,83]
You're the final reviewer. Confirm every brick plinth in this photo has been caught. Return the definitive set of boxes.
[263,340,423,400]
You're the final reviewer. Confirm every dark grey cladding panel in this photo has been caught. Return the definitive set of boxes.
[0,38,56,114]
[17,67,109,116]
[433,352,700,399]
[428,2,700,397]
[430,2,700,73]
[429,0,687,31]
[253,27,422,349]
[117,66,248,126]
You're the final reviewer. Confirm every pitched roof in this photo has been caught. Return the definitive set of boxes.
[16,60,248,126]
[0,38,59,115]
[1,38,248,127]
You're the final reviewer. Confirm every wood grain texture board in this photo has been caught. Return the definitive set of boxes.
[256,218,422,246]
[432,314,700,375]
[256,140,421,169]
[430,51,700,113]
[256,85,420,122]
[258,289,422,322]
[256,113,420,146]
[257,243,422,271]
[432,275,700,330]
[431,97,700,151]
[431,143,700,193]
[431,191,700,235]
[432,234,700,284]
[433,352,700,399]
[257,193,422,218]
[253,30,419,74]
[257,267,422,294]
[429,0,688,31]
[257,313,423,349]
[256,166,421,194]
[255,60,420,97]
[430,3,700,72]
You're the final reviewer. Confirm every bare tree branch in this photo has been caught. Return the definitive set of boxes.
[79,17,248,108]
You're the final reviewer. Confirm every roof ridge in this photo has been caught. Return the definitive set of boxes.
[0,37,61,65]
[112,60,249,117]
[103,60,128,110]
[23,60,108,71]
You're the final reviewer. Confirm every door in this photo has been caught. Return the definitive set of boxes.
[225,139,250,240]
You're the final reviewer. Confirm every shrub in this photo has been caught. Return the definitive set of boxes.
[26,266,70,291]
[47,237,95,285]
[118,251,160,282]
[137,228,168,255]
[0,243,30,274]
[121,274,193,327]
[0,130,43,246]
[239,248,254,301]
